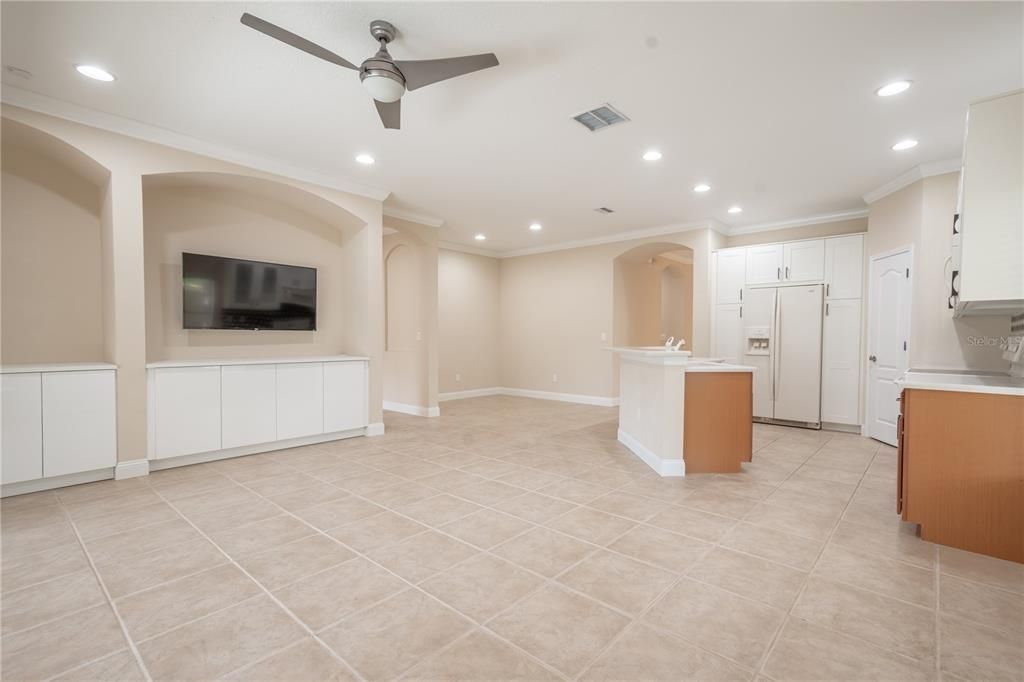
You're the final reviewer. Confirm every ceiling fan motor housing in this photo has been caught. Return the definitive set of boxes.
[360,21,406,102]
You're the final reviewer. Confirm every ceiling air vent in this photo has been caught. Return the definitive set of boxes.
[594,207,615,214]
[572,104,629,132]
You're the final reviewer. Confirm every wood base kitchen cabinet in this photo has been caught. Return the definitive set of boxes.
[898,387,1024,563]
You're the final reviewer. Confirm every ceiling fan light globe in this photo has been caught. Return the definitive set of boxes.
[361,72,405,103]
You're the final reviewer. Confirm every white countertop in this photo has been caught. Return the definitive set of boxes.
[685,362,755,373]
[896,371,1024,396]
[608,348,752,372]
[146,355,369,369]
[1,362,117,374]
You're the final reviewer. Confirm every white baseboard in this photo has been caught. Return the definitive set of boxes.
[149,429,368,471]
[114,459,150,480]
[1,468,113,498]
[365,422,386,436]
[383,401,440,418]
[500,387,620,407]
[438,387,503,401]
[617,428,685,477]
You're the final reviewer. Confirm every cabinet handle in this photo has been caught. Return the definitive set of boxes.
[785,266,790,279]
[777,267,781,280]
[739,306,743,318]
[826,303,829,316]
[739,288,743,301]
[826,283,830,297]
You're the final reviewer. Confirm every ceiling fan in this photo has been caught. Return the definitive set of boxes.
[240,13,499,130]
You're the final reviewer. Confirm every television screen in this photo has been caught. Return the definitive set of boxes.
[182,252,317,331]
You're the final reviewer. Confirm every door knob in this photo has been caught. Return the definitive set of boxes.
[869,355,877,362]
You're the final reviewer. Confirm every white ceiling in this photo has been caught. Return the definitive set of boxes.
[2,2,1021,253]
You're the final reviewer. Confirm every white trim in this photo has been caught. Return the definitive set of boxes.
[383,207,444,228]
[382,401,440,417]
[499,387,619,407]
[726,208,869,236]
[617,429,685,477]
[1,468,112,498]
[862,159,961,204]
[114,458,150,480]
[500,220,712,259]
[438,387,503,401]
[365,422,386,436]
[2,86,390,201]
[438,241,502,258]
[149,429,367,471]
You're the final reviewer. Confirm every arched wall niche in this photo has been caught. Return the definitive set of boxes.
[1,119,112,364]
[612,241,695,350]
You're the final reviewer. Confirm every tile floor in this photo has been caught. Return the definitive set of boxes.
[2,396,1022,681]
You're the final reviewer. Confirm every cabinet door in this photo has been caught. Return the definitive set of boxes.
[324,361,368,432]
[713,304,744,364]
[745,244,784,285]
[715,248,746,304]
[222,364,277,449]
[1,373,43,484]
[825,235,864,299]
[42,371,117,477]
[277,363,324,440]
[154,366,221,459]
[821,299,862,425]
[783,240,825,283]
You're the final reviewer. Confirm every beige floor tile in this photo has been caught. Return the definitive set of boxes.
[939,545,1024,595]
[421,553,542,622]
[84,518,203,563]
[171,484,263,517]
[453,479,530,506]
[70,501,181,540]
[150,473,239,501]
[288,494,384,530]
[493,491,578,523]
[559,550,676,615]
[457,458,523,479]
[393,493,484,527]
[237,534,355,590]
[674,489,758,520]
[0,604,127,681]
[939,574,1024,635]
[405,629,560,681]
[745,501,840,541]
[1,569,106,636]
[327,511,429,552]
[305,460,376,484]
[489,584,630,677]
[647,506,738,543]
[207,514,316,558]
[792,576,937,661]
[368,530,479,583]
[536,477,611,504]
[495,466,567,491]
[582,623,751,681]
[415,469,489,493]
[439,509,533,549]
[216,458,297,483]
[361,480,439,508]
[764,485,850,515]
[587,491,668,521]
[688,547,807,609]
[51,649,146,682]
[185,497,282,534]
[1,542,90,594]
[545,506,637,545]
[332,469,409,494]
[65,489,166,520]
[225,638,356,681]
[95,538,227,598]
[940,614,1024,681]
[493,526,596,577]
[829,519,936,569]
[274,556,406,630]
[763,617,935,681]
[643,578,785,669]
[573,467,638,489]
[320,589,472,680]
[1,517,80,558]
[815,543,935,607]
[264,481,351,513]
[117,564,261,641]
[608,524,712,573]
[243,471,322,497]
[138,595,305,681]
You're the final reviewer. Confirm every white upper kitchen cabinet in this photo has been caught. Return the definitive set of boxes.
[713,304,744,364]
[824,235,864,300]
[1,373,43,484]
[715,248,747,304]
[276,363,324,440]
[745,244,784,286]
[783,239,825,284]
[42,370,117,477]
[153,366,222,459]
[221,364,277,449]
[821,299,862,425]
[324,361,368,432]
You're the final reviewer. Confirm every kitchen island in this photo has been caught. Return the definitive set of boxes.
[611,347,755,476]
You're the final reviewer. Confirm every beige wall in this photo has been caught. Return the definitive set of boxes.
[725,217,867,248]
[1,141,106,364]
[660,260,694,346]
[438,248,501,394]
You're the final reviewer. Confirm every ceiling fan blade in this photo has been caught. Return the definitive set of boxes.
[395,53,499,91]
[240,13,358,70]
[375,99,401,129]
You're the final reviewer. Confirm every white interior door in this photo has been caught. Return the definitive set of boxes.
[867,249,912,445]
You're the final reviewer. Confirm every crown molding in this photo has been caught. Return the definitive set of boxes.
[1,85,391,201]
[383,206,444,228]
[862,158,961,204]
[726,208,869,236]
[438,240,501,258]
[498,220,712,259]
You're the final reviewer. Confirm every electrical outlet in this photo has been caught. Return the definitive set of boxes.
[600,331,607,342]
[455,373,461,382]
[552,373,558,383]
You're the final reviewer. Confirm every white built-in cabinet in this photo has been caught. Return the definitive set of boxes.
[149,357,369,462]
[821,299,863,424]
[745,244,784,285]
[824,235,865,300]
[715,248,746,304]
[1,365,117,486]
[713,303,744,364]
[783,240,825,284]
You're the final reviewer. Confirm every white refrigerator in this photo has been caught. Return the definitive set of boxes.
[741,284,823,426]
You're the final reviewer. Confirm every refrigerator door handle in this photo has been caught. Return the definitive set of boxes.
[774,292,782,403]
[770,291,778,403]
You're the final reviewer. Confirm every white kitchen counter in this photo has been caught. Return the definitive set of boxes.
[146,355,369,369]
[1,362,117,374]
[685,362,755,373]
[896,371,1024,397]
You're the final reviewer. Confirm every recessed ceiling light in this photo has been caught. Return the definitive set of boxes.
[876,80,911,97]
[355,154,375,165]
[75,64,115,82]
[693,183,711,193]
[728,206,743,214]
[892,139,918,151]
[642,150,663,162]
[529,223,543,232]
[474,234,486,241]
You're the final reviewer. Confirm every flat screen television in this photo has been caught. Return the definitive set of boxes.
[182,252,317,331]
